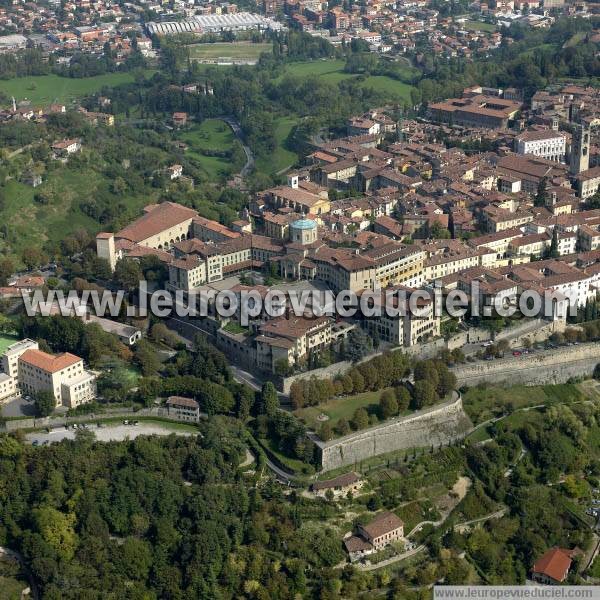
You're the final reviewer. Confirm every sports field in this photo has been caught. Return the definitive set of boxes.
[0,72,152,107]
[188,42,272,62]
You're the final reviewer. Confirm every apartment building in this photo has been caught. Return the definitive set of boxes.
[480,205,534,233]
[0,339,96,407]
[362,244,427,288]
[255,316,334,372]
[362,287,441,346]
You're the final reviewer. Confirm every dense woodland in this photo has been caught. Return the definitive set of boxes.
[1,381,600,597]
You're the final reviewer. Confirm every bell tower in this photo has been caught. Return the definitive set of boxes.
[570,121,590,175]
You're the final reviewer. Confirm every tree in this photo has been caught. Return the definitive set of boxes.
[352,407,369,430]
[548,227,559,258]
[33,506,78,561]
[437,367,457,397]
[34,390,56,417]
[349,369,365,393]
[344,329,372,362]
[379,390,398,419]
[114,259,143,293]
[534,176,548,207]
[235,386,255,420]
[290,381,305,409]
[395,385,411,410]
[134,340,161,376]
[336,418,350,436]
[411,380,437,409]
[0,257,14,286]
[319,422,333,441]
[22,246,46,270]
[259,382,279,417]
[200,382,235,416]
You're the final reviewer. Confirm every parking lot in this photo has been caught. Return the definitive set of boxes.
[26,421,197,446]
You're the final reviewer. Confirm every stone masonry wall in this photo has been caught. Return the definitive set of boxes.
[452,342,599,387]
[316,394,471,472]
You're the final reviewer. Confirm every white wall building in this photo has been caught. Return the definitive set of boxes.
[0,339,96,408]
[515,129,566,162]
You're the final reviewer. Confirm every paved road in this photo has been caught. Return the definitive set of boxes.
[222,117,254,177]
[25,422,196,445]
[358,544,426,572]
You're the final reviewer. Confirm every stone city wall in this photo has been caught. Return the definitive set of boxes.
[452,342,599,387]
[316,394,471,472]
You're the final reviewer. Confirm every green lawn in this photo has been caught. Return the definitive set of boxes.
[0,72,152,108]
[0,334,18,354]
[295,387,398,431]
[188,42,271,62]
[460,20,497,33]
[179,119,244,181]
[281,59,415,104]
[283,59,349,80]
[255,115,299,175]
[360,75,415,100]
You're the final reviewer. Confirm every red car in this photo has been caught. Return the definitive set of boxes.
[512,350,522,356]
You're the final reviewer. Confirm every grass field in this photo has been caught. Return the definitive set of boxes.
[188,42,271,62]
[460,20,497,33]
[564,32,587,48]
[178,119,244,180]
[295,387,400,432]
[255,115,299,175]
[0,72,152,108]
[0,167,153,264]
[0,334,18,354]
[281,60,416,103]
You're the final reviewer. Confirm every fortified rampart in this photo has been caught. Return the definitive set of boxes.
[452,342,599,387]
[315,394,471,472]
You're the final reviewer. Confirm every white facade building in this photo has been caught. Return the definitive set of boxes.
[0,339,96,407]
[515,129,566,162]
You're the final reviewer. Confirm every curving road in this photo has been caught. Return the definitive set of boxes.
[222,117,254,178]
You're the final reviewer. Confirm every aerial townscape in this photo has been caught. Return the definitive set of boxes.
[2,0,600,596]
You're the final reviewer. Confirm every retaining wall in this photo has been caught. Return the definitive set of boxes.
[452,342,599,387]
[316,394,471,472]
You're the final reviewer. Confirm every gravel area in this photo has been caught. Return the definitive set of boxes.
[26,422,197,445]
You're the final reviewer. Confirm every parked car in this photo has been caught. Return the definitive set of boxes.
[512,351,522,356]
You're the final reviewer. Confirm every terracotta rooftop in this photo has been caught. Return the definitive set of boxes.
[167,396,199,409]
[360,511,404,540]
[20,349,81,373]
[532,547,572,583]
[116,202,198,244]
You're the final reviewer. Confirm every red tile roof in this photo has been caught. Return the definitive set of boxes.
[532,547,572,583]
[20,349,81,373]
[116,202,197,243]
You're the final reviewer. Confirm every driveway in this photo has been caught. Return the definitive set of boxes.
[1,395,36,417]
